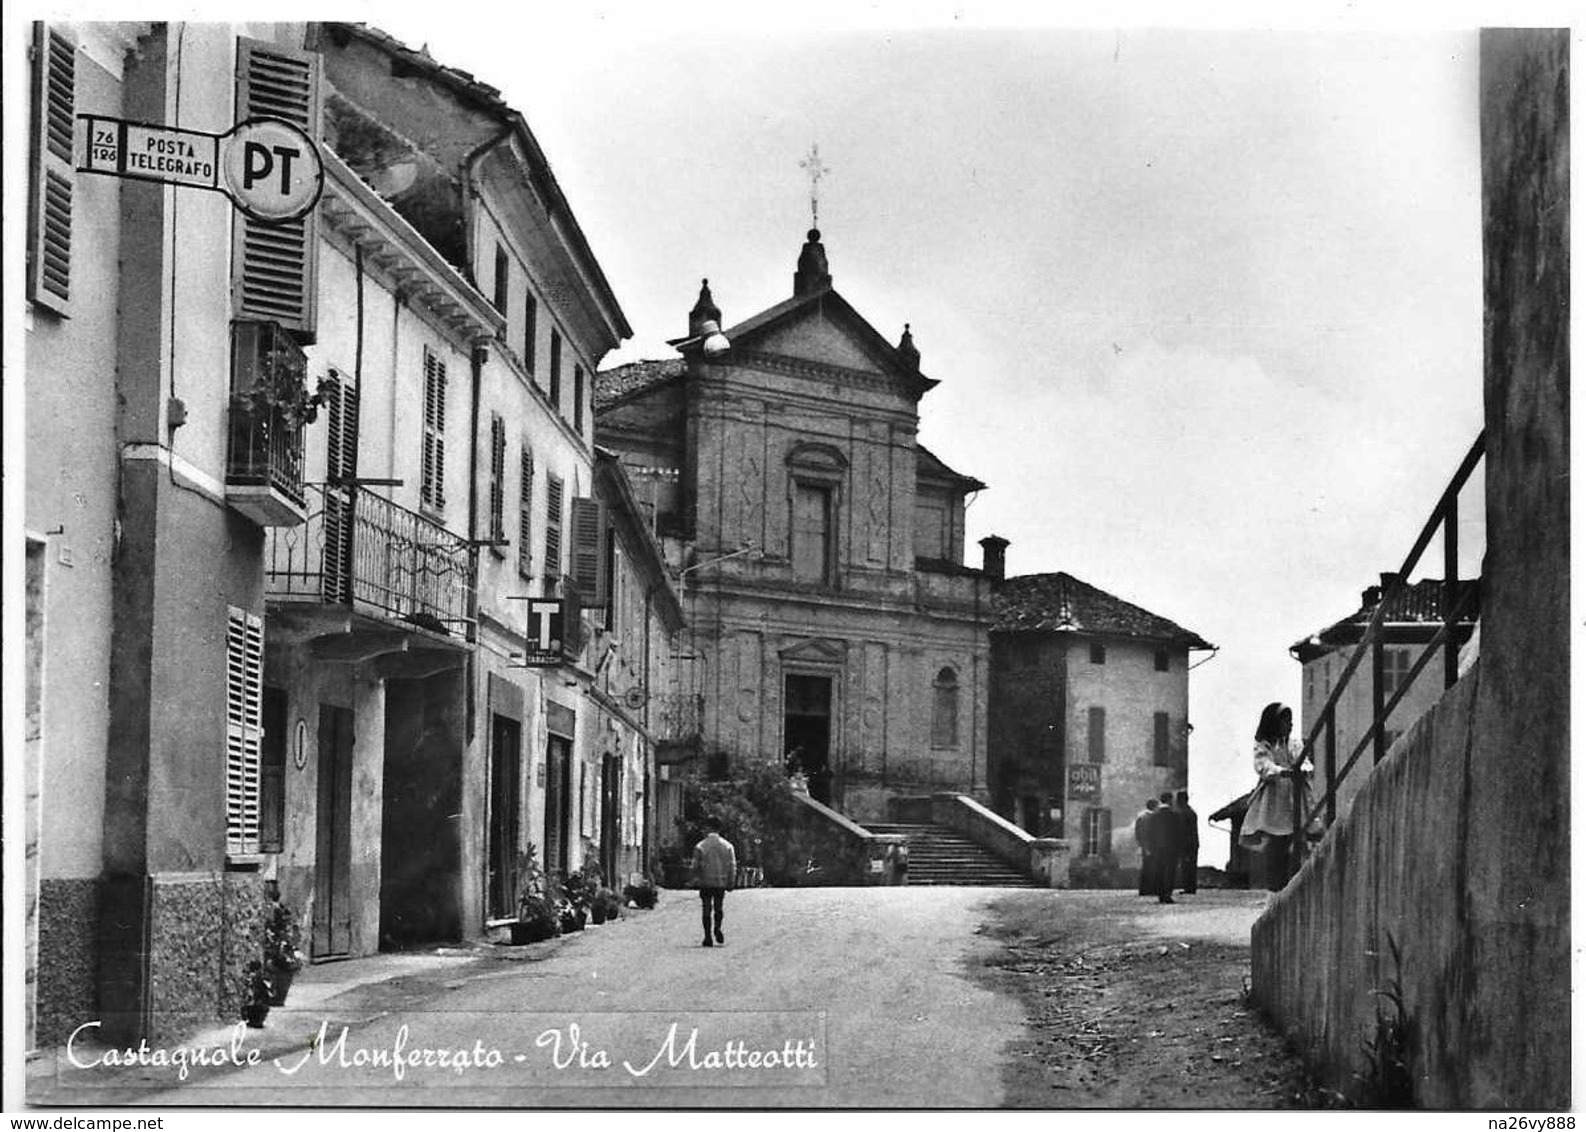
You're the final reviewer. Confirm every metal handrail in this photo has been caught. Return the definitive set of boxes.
[1288,431,1484,874]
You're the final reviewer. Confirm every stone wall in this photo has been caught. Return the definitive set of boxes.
[1249,28,1568,1109]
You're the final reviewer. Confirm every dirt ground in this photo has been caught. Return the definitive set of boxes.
[969,888,1339,1108]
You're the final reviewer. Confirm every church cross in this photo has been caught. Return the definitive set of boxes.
[799,143,830,229]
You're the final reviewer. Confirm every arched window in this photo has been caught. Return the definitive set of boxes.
[931,666,959,748]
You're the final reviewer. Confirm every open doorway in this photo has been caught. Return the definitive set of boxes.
[784,673,833,805]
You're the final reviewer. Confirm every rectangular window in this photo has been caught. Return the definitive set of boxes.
[549,330,562,410]
[493,243,509,312]
[28,23,75,316]
[1384,648,1412,694]
[574,365,586,435]
[233,37,321,337]
[1154,647,1170,672]
[226,606,265,857]
[517,443,535,579]
[792,483,833,583]
[1083,808,1112,857]
[544,472,564,594]
[1090,642,1106,665]
[421,346,447,510]
[488,413,507,546]
[523,293,537,375]
[1153,711,1171,767]
[1087,706,1105,763]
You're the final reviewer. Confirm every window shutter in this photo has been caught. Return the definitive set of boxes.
[226,606,265,857]
[422,347,447,510]
[489,413,506,542]
[28,23,76,316]
[544,473,564,588]
[569,497,607,604]
[325,372,359,483]
[1154,711,1171,767]
[517,443,535,577]
[523,294,537,375]
[233,36,321,337]
[1088,706,1106,763]
[549,331,562,408]
[573,365,585,434]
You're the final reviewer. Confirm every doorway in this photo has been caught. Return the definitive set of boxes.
[784,673,834,805]
[600,753,621,886]
[543,735,573,876]
[487,714,522,921]
[314,704,354,958]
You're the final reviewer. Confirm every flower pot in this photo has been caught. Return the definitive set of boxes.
[266,963,297,1007]
[242,1002,270,1028]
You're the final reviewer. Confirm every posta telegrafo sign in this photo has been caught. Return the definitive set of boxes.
[80,114,324,223]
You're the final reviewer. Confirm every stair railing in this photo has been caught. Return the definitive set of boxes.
[1288,432,1484,879]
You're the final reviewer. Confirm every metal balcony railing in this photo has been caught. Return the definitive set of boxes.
[1289,432,1485,876]
[226,405,307,508]
[266,482,475,635]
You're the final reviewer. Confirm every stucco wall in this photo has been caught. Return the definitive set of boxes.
[1249,28,1568,1109]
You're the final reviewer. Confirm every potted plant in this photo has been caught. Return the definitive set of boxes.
[229,321,333,433]
[262,901,305,1007]
[511,845,562,944]
[623,876,659,910]
[590,887,622,924]
[242,961,272,1028]
[558,866,597,933]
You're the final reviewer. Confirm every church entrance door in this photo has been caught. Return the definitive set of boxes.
[784,673,834,805]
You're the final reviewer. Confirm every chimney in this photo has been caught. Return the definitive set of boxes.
[1362,585,1382,607]
[1379,571,1402,593]
[979,535,1009,582]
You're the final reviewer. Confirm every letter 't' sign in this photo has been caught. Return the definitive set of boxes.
[221,118,324,222]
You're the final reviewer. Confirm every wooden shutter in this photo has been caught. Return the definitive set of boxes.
[226,606,265,857]
[517,443,535,577]
[233,36,321,337]
[28,23,75,316]
[549,331,562,407]
[323,374,357,603]
[544,473,564,589]
[1088,706,1106,763]
[260,687,288,854]
[488,413,506,542]
[523,294,537,374]
[569,497,607,604]
[422,347,447,510]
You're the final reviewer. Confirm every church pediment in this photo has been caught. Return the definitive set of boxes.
[755,313,886,375]
[778,637,849,664]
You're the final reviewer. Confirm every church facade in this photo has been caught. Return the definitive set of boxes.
[596,232,995,824]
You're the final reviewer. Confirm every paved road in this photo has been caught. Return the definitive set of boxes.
[88,887,1030,1108]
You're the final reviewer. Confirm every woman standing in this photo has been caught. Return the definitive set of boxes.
[1238,702,1319,891]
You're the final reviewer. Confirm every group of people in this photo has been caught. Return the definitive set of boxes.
[1133,790,1199,903]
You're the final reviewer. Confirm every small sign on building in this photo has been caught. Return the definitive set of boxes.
[1068,764,1101,801]
[79,114,324,223]
[518,599,566,667]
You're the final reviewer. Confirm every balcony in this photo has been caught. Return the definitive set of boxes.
[266,482,475,647]
[225,321,308,527]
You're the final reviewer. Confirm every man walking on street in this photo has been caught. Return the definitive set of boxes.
[692,817,737,947]
[1148,791,1184,903]
[1175,790,1200,894]
[1134,798,1160,896]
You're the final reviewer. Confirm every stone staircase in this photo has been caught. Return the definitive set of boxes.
[867,822,1036,887]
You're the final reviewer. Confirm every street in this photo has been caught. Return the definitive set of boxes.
[35,886,1303,1109]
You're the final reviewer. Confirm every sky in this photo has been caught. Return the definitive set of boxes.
[362,6,1497,850]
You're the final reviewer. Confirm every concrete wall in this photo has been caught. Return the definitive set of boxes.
[1249,28,1568,1108]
